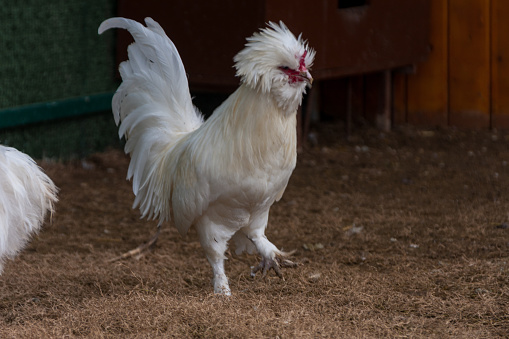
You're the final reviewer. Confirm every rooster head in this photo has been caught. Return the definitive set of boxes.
[234,21,315,114]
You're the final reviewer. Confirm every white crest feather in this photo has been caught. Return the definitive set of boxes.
[234,21,315,113]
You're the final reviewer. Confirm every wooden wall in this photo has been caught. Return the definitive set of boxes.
[393,0,509,129]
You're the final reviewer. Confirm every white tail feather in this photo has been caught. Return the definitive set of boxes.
[99,17,203,224]
[0,146,58,273]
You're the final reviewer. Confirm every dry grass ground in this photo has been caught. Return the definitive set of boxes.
[1,122,508,338]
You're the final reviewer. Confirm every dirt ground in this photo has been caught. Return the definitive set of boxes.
[0,121,508,338]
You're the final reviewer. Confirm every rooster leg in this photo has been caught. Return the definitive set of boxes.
[196,220,235,296]
[243,213,297,279]
[248,235,297,279]
[207,257,231,296]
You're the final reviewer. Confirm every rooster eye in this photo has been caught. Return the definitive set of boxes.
[281,66,290,70]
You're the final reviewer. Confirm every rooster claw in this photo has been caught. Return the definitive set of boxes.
[250,255,298,279]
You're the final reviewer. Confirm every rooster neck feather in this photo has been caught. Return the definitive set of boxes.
[195,84,297,175]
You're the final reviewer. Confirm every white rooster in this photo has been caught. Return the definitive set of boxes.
[0,145,58,273]
[99,17,314,295]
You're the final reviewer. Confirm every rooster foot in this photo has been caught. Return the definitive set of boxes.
[250,254,297,279]
[107,227,161,262]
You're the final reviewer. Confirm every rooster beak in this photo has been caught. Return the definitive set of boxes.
[301,70,313,86]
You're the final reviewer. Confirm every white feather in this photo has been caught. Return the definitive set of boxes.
[0,146,58,273]
[99,17,204,221]
[234,21,315,114]
[99,18,314,294]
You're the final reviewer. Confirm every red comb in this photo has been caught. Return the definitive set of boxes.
[299,50,307,72]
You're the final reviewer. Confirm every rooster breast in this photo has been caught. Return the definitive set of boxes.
[170,84,297,235]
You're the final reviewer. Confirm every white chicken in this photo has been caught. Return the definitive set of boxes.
[0,145,58,273]
[99,17,314,295]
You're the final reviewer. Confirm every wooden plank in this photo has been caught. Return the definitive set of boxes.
[378,70,392,131]
[314,0,430,79]
[406,0,448,126]
[448,0,490,128]
[350,76,365,122]
[364,72,385,125]
[346,78,353,137]
[490,0,509,128]
[347,75,365,136]
[117,0,266,90]
[392,72,407,125]
[318,78,348,121]
[303,85,319,143]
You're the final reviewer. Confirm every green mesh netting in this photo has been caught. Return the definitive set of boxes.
[0,112,121,161]
[0,2,231,160]
[0,0,117,107]
[0,0,120,159]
